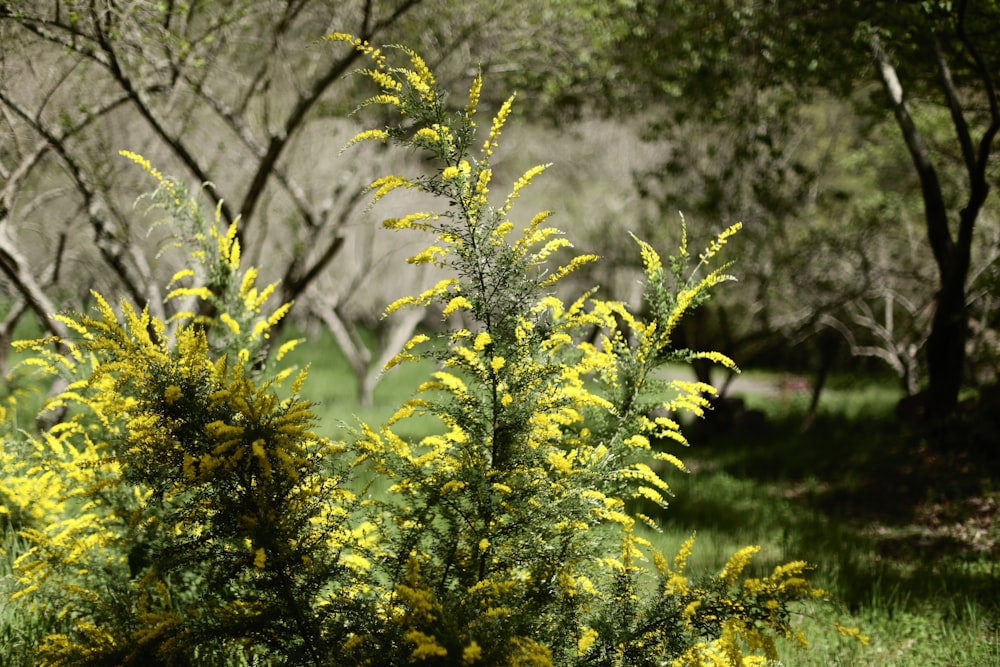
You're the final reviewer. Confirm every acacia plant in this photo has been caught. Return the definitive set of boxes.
[0,35,859,667]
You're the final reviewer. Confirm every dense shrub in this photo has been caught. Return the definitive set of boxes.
[0,36,858,666]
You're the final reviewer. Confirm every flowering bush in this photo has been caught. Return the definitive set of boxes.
[0,35,857,667]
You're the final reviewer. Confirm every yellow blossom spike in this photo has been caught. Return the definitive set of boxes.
[169,269,195,285]
[466,71,483,117]
[689,350,740,373]
[698,221,743,265]
[502,163,550,214]
[720,545,761,586]
[441,296,473,317]
[540,254,599,287]
[342,128,391,153]
[365,174,417,207]
[632,233,664,278]
[482,95,514,158]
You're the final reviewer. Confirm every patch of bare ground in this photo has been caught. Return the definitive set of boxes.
[870,493,1000,560]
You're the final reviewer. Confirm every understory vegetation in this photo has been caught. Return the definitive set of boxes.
[0,37,872,666]
[2,5,998,666]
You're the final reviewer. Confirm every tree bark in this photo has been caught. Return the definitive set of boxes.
[871,32,968,416]
[871,11,1000,417]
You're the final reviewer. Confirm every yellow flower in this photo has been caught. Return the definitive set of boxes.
[253,547,266,570]
[473,331,492,350]
[577,627,598,655]
[326,32,387,69]
[491,356,505,372]
[340,553,372,572]
[414,127,441,143]
[699,221,743,264]
[443,296,474,317]
[474,167,492,196]
[720,545,761,586]
[623,434,650,449]
[690,350,740,372]
[405,630,448,660]
[834,621,870,646]
[166,286,213,301]
[343,128,390,151]
[482,95,514,158]
[164,385,182,404]
[219,313,241,335]
[462,641,483,664]
[502,163,549,214]
[441,480,467,493]
[366,174,416,205]
[407,245,448,265]
[539,254,599,287]
[182,453,197,480]
[674,533,696,570]
[168,268,195,285]
[466,71,483,116]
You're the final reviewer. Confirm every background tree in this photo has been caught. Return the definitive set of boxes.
[0,0,648,403]
[567,0,1000,419]
[0,0,527,404]
[6,0,999,419]
[0,1,423,348]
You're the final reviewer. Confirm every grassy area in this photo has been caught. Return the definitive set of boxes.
[639,377,1000,666]
[289,333,1000,665]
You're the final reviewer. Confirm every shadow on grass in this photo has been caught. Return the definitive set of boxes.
[651,392,1000,618]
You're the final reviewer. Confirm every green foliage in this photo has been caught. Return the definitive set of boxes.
[0,36,855,666]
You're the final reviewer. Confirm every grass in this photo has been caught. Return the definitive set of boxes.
[636,375,1000,666]
[289,334,1000,666]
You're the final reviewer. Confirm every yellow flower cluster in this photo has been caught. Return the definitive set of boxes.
[0,38,848,667]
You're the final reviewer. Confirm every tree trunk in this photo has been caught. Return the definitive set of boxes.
[870,31,985,417]
[926,261,968,415]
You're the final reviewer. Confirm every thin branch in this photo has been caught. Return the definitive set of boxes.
[236,0,425,229]
[955,0,1000,174]
[0,228,71,341]
[4,11,111,69]
[0,88,155,313]
[179,79,323,229]
[282,236,345,305]
[932,33,977,177]
[870,30,953,273]
[77,4,235,224]
[953,0,1000,255]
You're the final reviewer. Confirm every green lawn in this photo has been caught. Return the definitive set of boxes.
[650,379,1000,667]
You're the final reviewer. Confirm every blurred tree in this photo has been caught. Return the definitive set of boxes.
[0,0,551,405]
[0,1,423,336]
[0,0,657,403]
[585,0,1000,418]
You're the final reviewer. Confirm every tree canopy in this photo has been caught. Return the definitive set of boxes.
[577,0,1000,417]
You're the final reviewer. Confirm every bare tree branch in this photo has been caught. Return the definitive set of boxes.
[0,87,162,318]
[0,227,70,341]
[870,31,954,276]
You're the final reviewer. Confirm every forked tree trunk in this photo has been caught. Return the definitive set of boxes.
[871,26,998,418]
